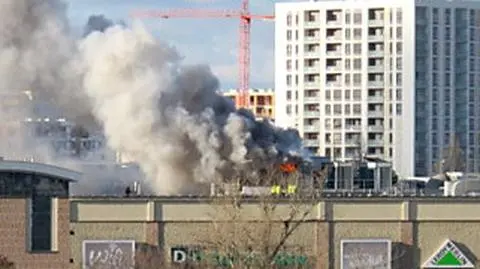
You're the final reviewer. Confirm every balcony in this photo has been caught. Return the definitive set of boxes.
[303,124,320,132]
[367,110,384,118]
[326,65,342,72]
[326,35,342,42]
[368,35,384,42]
[304,96,320,103]
[304,36,321,42]
[368,50,385,57]
[304,111,320,118]
[325,82,342,88]
[304,66,321,73]
[368,125,384,132]
[326,20,342,26]
[367,96,384,103]
[304,81,320,88]
[344,139,360,146]
[304,21,320,28]
[303,139,319,147]
[416,80,427,87]
[326,50,342,57]
[304,51,320,58]
[367,139,384,146]
[367,65,384,72]
[345,125,361,131]
[368,81,384,87]
[368,19,384,26]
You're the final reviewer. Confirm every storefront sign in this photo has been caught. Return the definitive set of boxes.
[341,239,391,269]
[82,240,135,269]
[171,246,309,267]
[423,239,474,268]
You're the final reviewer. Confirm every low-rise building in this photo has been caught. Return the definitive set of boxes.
[0,161,80,269]
[70,196,480,269]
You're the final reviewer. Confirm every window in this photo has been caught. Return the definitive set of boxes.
[333,104,342,115]
[345,90,351,100]
[345,13,351,24]
[353,89,361,100]
[353,44,361,54]
[353,59,361,70]
[30,195,52,252]
[333,90,342,100]
[353,12,362,24]
[287,14,292,26]
[432,26,438,40]
[344,74,351,85]
[396,27,402,39]
[325,104,331,115]
[396,104,402,115]
[286,45,292,56]
[396,9,402,23]
[345,44,351,55]
[353,29,362,39]
[353,74,362,85]
[345,29,351,39]
[353,104,361,114]
[287,30,292,41]
[445,9,451,25]
[396,57,402,70]
[345,59,351,69]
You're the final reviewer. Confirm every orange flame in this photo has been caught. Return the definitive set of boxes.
[280,162,297,173]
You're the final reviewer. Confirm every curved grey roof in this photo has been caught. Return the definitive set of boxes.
[0,161,81,181]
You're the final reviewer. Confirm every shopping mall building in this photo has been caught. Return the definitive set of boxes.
[2,160,480,269]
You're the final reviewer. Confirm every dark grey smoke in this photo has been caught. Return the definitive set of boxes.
[83,15,126,37]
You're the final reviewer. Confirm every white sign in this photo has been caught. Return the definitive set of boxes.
[341,239,391,269]
[82,240,136,269]
[423,239,474,268]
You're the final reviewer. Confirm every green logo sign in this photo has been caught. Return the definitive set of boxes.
[423,239,474,268]
[171,247,310,268]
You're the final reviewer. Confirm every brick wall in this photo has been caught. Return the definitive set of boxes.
[0,198,71,269]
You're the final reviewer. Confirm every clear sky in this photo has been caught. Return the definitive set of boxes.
[66,0,293,90]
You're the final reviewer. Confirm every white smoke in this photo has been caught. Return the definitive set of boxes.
[0,0,306,195]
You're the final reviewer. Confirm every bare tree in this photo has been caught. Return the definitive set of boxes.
[135,244,166,269]
[185,164,325,269]
[0,255,14,269]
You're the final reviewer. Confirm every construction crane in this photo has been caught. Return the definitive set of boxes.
[130,0,275,109]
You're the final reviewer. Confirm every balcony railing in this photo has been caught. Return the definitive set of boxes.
[304,111,321,118]
[303,124,320,132]
[304,96,320,103]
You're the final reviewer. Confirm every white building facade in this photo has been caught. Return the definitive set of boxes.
[275,0,480,177]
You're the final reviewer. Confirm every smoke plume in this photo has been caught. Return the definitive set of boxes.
[83,14,126,37]
[0,0,305,195]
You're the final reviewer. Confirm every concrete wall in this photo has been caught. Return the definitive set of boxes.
[0,198,70,269]
[69,197,480,269]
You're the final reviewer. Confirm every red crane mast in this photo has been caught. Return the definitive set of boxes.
[130,0,274,109]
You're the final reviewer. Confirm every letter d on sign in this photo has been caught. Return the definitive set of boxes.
[171,247,188,263]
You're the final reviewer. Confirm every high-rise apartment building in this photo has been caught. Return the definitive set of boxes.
[275,0,480,177]
[221,88,276,122]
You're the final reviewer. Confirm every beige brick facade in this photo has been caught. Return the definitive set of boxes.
[66,197,480,269]
[0,198,70,269]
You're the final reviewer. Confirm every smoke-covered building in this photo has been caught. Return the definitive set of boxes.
[0,160,80,269]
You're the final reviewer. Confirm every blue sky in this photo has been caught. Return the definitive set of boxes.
[66,0,290,89]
